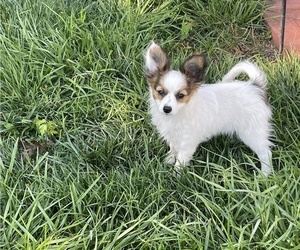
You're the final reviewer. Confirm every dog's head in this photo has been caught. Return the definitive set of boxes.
[145,42,207,115]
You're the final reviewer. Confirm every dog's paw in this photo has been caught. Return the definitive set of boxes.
[173,159,191,177]
[174,162,183,177]
[165,154,176,165]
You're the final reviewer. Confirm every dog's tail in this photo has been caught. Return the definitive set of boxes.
[222,61,267,90]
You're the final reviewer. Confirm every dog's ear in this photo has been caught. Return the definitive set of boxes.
[180,54,207,84]
[145,42,170,84]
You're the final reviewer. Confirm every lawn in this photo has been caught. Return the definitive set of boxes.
[1,0,300,249]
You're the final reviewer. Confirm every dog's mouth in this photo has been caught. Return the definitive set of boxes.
[162,111,172,116]
[163,111,175,116]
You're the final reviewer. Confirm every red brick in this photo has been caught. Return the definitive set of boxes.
[264,0,300,56]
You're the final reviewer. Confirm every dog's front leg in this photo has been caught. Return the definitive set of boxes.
[165,143,177,164]
[174,144,197,173]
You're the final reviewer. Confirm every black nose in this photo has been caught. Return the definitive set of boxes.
[163,106,172,114]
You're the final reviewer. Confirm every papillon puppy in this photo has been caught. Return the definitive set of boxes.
[144,42,273,176]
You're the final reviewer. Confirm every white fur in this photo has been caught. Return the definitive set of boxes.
[146,47,273,176]
[222,60,267,89]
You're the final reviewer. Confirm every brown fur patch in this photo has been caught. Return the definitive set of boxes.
[175,82,200,104]
[151,84,168,100]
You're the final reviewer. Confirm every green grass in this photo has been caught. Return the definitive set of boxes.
[1,0,300,249]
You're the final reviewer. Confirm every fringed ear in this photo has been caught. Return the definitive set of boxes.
[144,42,170,84]
[180,54,207,84]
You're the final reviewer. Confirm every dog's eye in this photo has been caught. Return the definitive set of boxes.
[157,89,164,96]
[176,93,185,99]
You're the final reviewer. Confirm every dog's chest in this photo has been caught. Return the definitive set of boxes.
[151,111,197,143]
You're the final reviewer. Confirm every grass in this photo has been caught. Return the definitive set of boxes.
[0,0,299,249]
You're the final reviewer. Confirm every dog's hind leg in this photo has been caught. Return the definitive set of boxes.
[239,131,273,176]
[257,148,272,177]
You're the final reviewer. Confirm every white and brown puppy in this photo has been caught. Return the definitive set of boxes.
[144,42,273,176]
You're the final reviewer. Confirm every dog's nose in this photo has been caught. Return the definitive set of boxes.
[163,106,172,114]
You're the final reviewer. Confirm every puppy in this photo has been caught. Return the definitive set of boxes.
[144,42,273,176]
